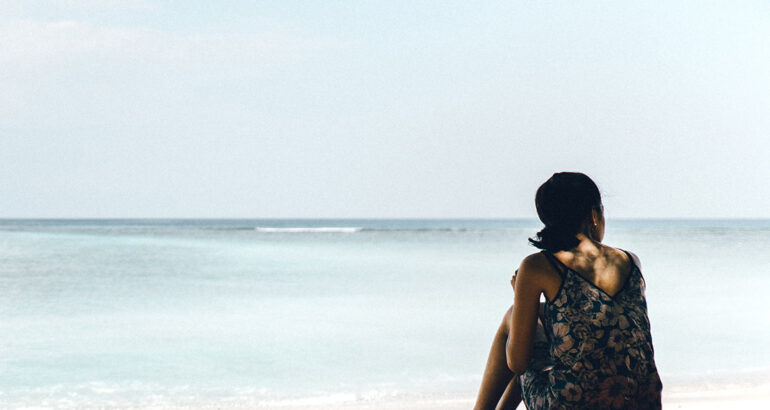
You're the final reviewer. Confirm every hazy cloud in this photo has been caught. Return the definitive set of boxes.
[0,19,348,67]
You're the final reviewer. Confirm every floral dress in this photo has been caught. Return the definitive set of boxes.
[519,249,663,409]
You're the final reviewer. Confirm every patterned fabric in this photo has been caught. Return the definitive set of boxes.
[519,249,663,410]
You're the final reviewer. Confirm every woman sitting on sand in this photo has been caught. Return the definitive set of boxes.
[474,172,662,410]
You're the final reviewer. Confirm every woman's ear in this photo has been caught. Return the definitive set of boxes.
[591,207,601,226]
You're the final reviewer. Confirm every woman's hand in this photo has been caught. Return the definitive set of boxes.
[511,269,519,293]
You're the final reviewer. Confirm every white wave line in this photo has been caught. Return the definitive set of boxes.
[255,227,363,233]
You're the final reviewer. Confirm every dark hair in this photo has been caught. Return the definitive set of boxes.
[528,172,602,252]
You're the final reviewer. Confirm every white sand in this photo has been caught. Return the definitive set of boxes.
[661,379,770,410]
[252,381,770,409]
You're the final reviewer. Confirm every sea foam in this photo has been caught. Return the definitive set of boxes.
[255,227,363,233]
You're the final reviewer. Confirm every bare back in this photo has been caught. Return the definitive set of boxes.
[533,245,638,302]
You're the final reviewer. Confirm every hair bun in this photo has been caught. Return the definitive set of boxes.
[529,225,581,252]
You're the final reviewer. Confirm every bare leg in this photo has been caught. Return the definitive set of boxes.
[475,302,548,410]
[474,305,521,410]
[497,376,522,410]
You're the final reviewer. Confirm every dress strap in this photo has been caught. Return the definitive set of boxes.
[618,248,643,281]
[617,248,634,269]
[541,250,566,279]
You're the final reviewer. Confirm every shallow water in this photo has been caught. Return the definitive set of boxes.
[1,219,769,407]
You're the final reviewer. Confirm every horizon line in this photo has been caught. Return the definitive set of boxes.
[1,216,769,220]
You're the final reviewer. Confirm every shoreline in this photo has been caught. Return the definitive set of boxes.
[253,378,770,410]
[4,377,770,409]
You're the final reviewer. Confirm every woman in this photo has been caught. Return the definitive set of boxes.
[474,172,662,409]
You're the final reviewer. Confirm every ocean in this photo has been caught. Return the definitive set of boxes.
[1,218,769,407]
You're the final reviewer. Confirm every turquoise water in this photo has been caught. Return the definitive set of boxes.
[1,219,769,407]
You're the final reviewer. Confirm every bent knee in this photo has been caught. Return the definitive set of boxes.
[500,304,514,329]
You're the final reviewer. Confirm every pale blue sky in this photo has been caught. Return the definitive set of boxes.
[1,1,769,218]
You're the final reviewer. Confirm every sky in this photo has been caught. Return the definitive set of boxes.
[1,1,769,218]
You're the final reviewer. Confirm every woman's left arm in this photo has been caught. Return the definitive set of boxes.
[506,257,544,375]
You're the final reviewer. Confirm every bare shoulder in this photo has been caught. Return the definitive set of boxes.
[518,251,548,270]
[515,252,564,301]
[609,246,642,271]
[516,251,559,282]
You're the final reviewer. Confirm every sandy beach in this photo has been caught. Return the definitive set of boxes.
[252,379,770,409]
